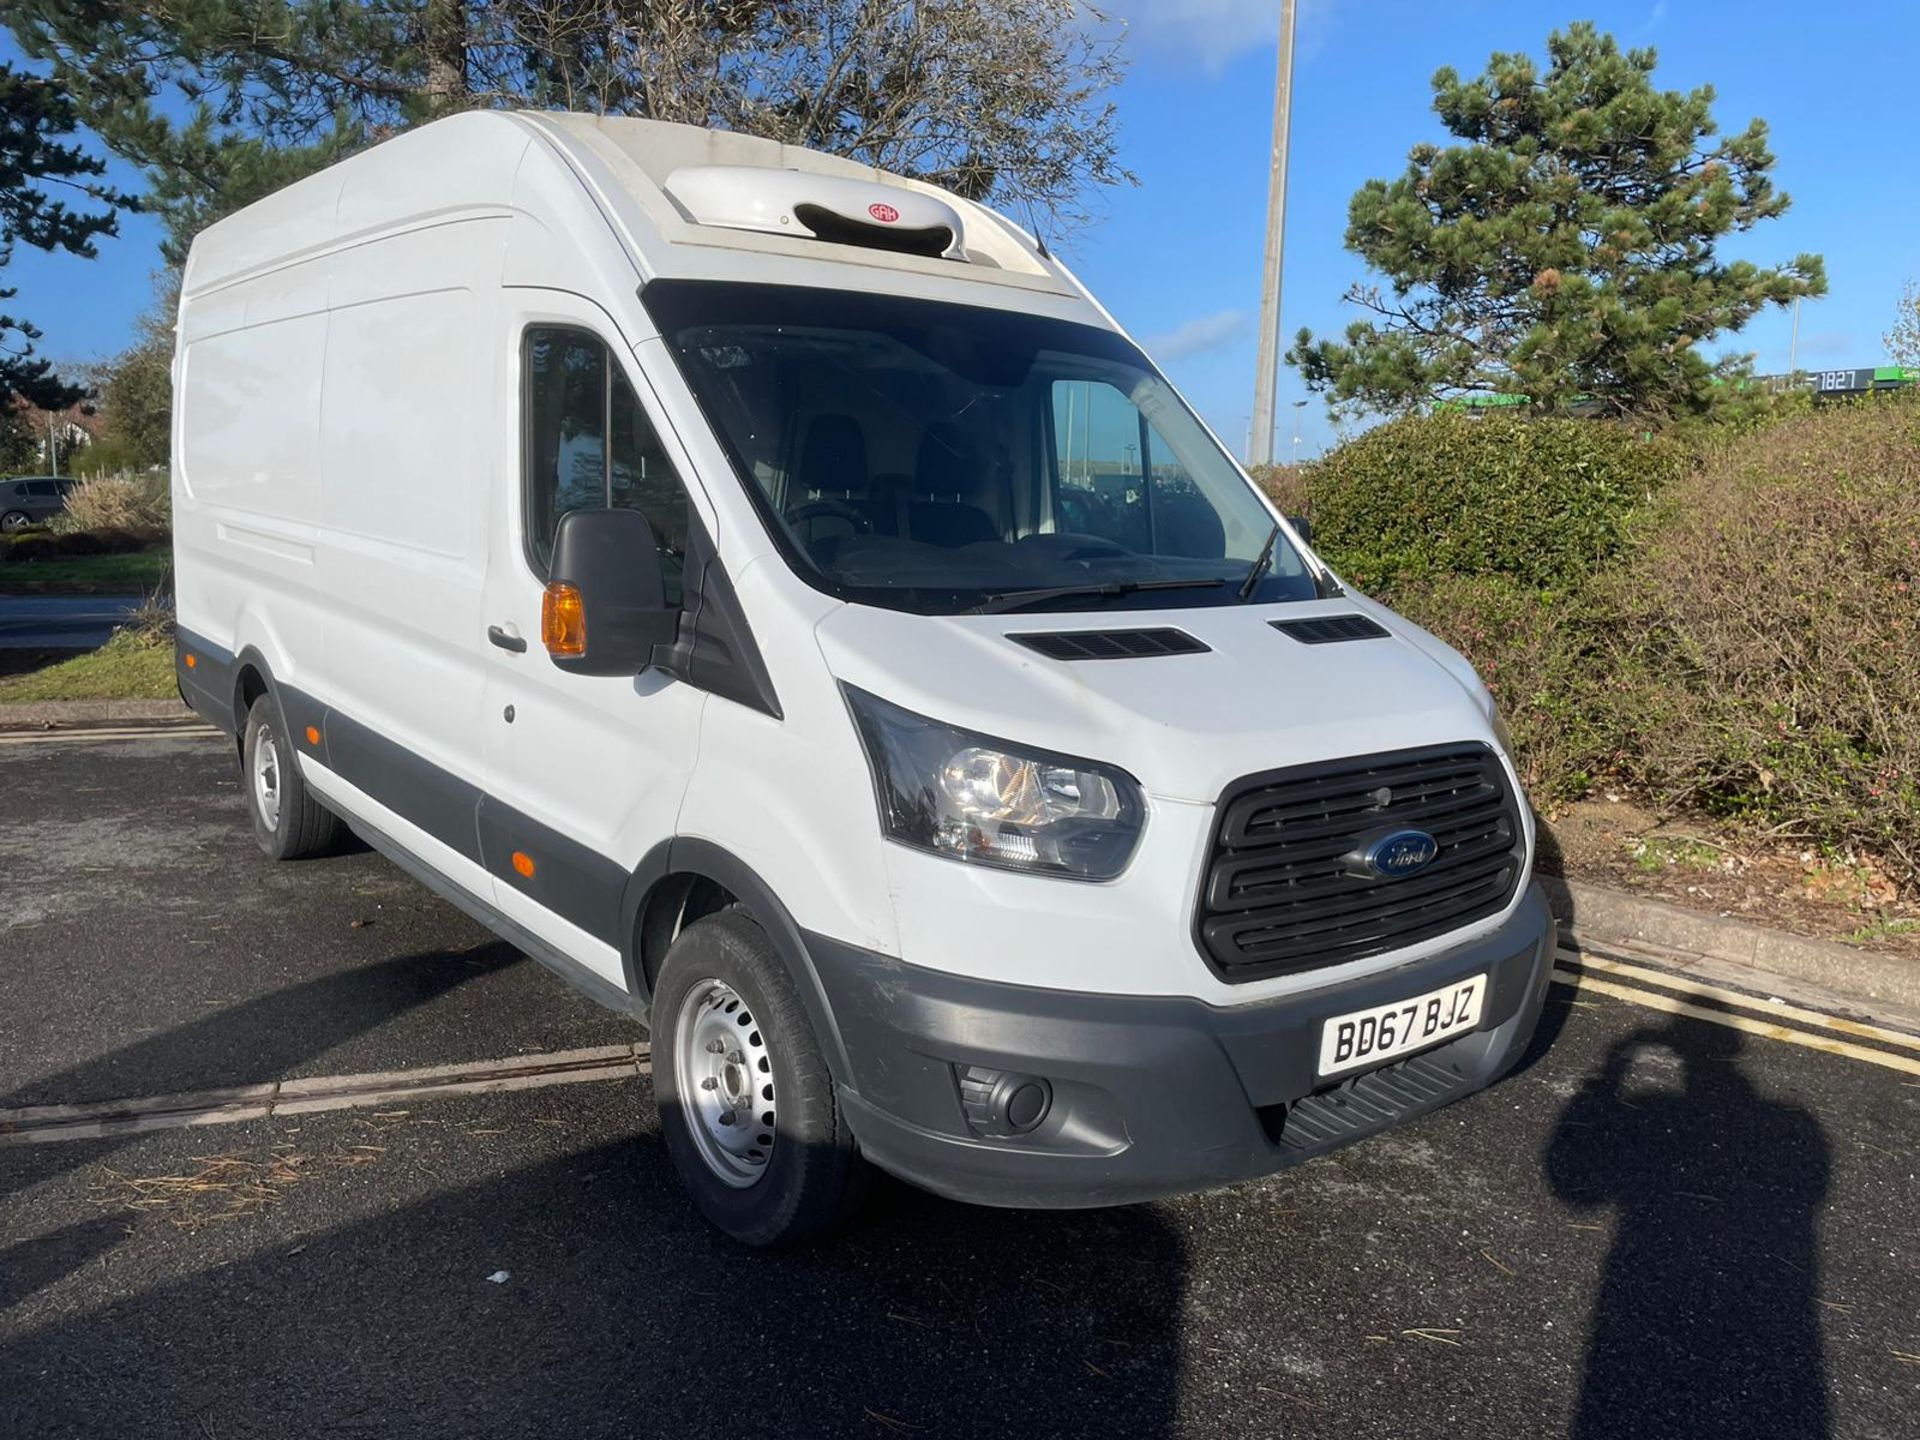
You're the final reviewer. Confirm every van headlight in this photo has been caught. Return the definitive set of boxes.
[843,686,1145,880]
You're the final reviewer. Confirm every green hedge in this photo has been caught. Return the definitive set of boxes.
[1304,411,1685,590]
[1338,397,1920,891]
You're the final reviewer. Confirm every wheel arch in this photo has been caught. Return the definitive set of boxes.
[621,839,852,1079]
[231,650,272,747]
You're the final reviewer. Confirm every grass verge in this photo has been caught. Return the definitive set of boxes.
[0,545,171,594]
[0,629,176,702]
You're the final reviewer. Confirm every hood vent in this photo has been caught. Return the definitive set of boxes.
[1271,615,1391,645]
[1010,628,1210,661]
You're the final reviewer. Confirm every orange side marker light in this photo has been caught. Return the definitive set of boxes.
[542,582,586,657]
[305,726,321,745]
[183,653,197,669]
[511,851,536,878]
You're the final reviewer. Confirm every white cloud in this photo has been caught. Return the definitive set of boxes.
[1107,0,1328,71]
[1143,308,1252,360]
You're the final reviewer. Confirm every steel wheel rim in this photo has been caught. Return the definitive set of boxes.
[253,729,282,831]
[674,979,776,1189]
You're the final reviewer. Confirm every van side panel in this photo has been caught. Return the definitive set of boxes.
[312,222,505,866]
[174,262,331,711]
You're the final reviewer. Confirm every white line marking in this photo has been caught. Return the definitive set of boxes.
[0,725,222,747]
[0,1043,652,1145]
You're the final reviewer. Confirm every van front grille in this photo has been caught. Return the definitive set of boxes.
[1196,744,1524,983]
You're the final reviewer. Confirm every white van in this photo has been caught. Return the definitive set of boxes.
[173,112,1557,1245]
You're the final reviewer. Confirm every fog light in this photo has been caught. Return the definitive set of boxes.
[958,1066,1053,1137]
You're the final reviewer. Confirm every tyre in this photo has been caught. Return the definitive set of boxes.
[653,909,870,1246]
[242,693,342,860]
[1,510,30,533]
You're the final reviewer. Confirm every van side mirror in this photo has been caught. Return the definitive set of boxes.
[543,508,680,676]
[1286,513,1314,547]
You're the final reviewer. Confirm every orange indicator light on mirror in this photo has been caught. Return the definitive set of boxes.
[542,582,586,657]
[512,851,536,878]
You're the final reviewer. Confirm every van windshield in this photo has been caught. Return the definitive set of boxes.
[644,280,1319,615]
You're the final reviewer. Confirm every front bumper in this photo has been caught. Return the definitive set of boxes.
[807,883,1557,1208]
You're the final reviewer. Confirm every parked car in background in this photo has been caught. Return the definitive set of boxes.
[0,476,78,532]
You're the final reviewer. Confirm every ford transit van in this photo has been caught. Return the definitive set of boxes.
[173,112,1557,1245]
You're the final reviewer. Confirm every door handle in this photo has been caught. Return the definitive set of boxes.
[487,624,528,654]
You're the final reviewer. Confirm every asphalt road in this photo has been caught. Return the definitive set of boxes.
[0,594,146,650]
[2,734,1915,1438]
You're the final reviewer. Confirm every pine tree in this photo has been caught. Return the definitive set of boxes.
[1288,23,1825,420]
[0,64,137,410]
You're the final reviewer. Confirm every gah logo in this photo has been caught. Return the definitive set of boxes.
[1363,828,1440,880]
[868,202,901,224]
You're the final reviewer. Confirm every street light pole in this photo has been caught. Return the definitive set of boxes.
[1787,295,1802,382]
[1290,399,1308,467]
[1249,0,1299,469]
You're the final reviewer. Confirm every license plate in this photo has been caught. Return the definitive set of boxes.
[1317,974,1486,1079]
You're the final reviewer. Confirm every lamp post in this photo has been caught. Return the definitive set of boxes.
[1249,0,1299,468]
[1289,400,1308,466]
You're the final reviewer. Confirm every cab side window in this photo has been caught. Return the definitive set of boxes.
[524,326,690,602]
[1047,379,1226,561]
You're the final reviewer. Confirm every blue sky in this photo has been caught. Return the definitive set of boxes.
[8,2,1917,458]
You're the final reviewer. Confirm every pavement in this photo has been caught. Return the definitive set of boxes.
[2,734,1916,1438]
[0,594,146,650]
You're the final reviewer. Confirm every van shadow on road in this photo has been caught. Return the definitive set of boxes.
[1,1115,1188,1438]
[0,934,1186,1437]
[0,941,521,1309]
[1545,1017,1832,1439]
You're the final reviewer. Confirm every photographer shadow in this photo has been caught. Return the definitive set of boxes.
[1546,1016,1831,1438]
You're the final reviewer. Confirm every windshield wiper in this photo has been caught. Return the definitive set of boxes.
[1237,522,1283,603]
[963,577,1224,616]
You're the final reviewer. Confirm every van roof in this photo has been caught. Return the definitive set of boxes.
[184,111,1098,316]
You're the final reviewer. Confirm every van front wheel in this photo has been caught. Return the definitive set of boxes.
[653,910,869,1246]
[242,695,341,860]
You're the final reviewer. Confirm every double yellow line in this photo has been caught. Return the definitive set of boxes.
[1552,948,1920,1077]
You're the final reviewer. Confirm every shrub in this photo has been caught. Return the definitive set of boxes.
[0,526,153,563]
[52,470,170,537]
[1248,463,1311,519]
[1326,395,1919,892]
[1369,573,1616,807]
[0,534,55,563]
[1304,411,1685,590]
[1603,395,1920,883]
[52,530,107,557]
[119,587,177,647]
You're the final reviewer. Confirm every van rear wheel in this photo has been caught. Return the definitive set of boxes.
[653,909,869,1246]
[242,694,341,860]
